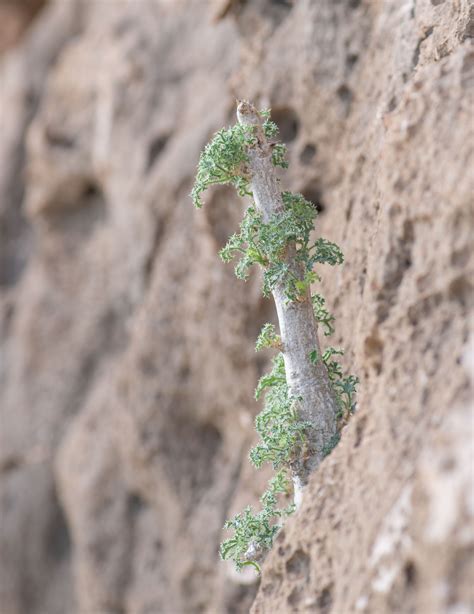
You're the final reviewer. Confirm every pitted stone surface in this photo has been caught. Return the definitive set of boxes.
[0,1,472,613]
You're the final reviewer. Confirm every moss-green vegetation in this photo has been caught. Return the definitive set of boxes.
[191,107,358,572]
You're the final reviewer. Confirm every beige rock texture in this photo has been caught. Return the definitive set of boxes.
[0,1,472,613]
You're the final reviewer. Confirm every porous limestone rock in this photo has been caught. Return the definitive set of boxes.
[0,1,472,613]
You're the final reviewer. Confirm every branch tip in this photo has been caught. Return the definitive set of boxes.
[237,100,261,127]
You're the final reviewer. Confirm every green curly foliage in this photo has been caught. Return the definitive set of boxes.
[255,352,286,400]
[260,470,294,514]
[220,506,278,571]
[255,323,281,351]
[192,106,358,573]
[281,191,315,242]
[220,469,294,570]
[219,191,342,301]
[310,346,359,426]
[219,206,267,279]
[261,114,289,167]
[220,354,309,570]
[271,143,289,168]
[312,293,336,336]
[263,118,279,139]
[309,289,359,429]
[191,124,254,208]
[260,109,284,146]
[310,238,344,267]
[251,353,310,470]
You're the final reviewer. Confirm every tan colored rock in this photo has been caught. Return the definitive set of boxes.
[0,0,472,613]
[245,1,474,612]
[0,0,48,55]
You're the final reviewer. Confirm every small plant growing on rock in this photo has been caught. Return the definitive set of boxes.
[192,101,358,572]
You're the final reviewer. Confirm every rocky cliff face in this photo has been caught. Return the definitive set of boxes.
[0,1,472,613]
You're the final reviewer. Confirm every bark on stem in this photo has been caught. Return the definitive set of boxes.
[237,101,339,499]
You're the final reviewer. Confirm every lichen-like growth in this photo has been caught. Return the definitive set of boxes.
[191,105,358,572]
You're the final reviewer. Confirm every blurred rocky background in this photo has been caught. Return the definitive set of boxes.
[0,1,472,613]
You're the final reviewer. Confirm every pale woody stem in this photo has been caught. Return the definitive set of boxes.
[237,101,339,492]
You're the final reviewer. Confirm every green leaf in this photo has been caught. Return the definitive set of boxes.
[191,124,253,208]
[255,323,281,352]
[271,143,288,168]
[263,119,279,139]
[312,293,335,336]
